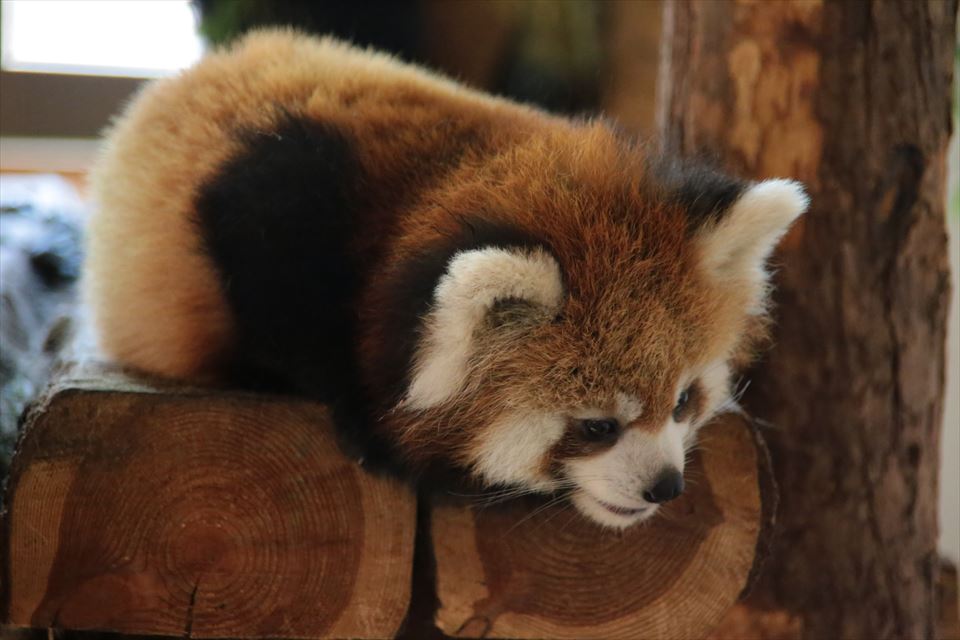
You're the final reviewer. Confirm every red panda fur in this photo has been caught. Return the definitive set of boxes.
[85,30,806,524]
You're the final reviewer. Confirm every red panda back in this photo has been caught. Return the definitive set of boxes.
[84,30,549,381]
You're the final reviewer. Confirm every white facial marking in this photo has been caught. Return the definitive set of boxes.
[570,490,654,529]
[567,362,734,529]
[566,427,686,529]
[615,391,644,423]
[698,361,733,419]
[698,178,808,313]
[403,247,562,410]
[471,410,565,491]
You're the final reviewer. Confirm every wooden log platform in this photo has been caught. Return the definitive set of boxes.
[430,413,774,640]
[3,361,774,639]
[2,363,417,639]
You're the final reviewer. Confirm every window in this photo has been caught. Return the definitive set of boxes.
[1,0,203,78]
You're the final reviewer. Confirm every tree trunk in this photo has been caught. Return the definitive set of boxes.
[657,1,956,638]
[600,0,663,136]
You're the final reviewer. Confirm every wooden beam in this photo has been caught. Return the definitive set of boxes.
[430,412,774,639]
[3,364,416,639]
[4,364,776,638]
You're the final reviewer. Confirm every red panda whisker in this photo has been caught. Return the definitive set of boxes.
[534,501,578,532]
[503,494,572,535]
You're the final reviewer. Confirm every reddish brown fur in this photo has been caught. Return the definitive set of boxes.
[86,30,555,381]
[86,30,771,482]
[363,126,761,471]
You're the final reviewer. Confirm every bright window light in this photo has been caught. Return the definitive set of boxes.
[1,0,204,77]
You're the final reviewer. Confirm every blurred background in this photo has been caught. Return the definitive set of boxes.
[0,0,956,570]
[0,0,661,148]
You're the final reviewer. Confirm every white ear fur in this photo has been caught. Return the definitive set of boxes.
[403,246,563,411]
[698,179,808,310]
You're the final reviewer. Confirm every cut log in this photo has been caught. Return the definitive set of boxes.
[2,362,416,639]
[430,412,774,640]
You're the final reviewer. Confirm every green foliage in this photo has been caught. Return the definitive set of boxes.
[196,0,283,46]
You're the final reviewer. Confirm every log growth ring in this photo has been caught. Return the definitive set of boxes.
[5,390,415,638]
[432,412,770,640]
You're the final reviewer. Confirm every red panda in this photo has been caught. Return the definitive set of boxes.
[84,30,807,529]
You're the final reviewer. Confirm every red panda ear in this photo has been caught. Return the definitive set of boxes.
[696,179,809,312]
[403,246,563,410]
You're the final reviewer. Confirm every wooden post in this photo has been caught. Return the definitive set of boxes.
[2,363,416,639]
[5,362,776,638]
[429,413,776,639]
[658,1,956,638]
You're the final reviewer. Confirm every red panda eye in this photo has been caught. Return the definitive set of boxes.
[580,418,619,441]
[673,387,691,422]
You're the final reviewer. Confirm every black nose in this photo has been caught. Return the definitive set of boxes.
[643,469,684,504]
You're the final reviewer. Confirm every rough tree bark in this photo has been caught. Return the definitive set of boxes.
[658,1,956,639]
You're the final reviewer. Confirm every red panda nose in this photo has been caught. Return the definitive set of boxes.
[643,469,684,504]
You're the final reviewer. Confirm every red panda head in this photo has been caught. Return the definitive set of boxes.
[363,125,808,528]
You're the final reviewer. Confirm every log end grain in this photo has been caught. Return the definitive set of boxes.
[431,412,771,640]
[3,383,416,639]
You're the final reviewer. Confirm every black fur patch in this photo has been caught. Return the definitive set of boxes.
[195,115,363,400]
[653,159,747,230]
[368,218,551,409]
[196,114,411,474]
